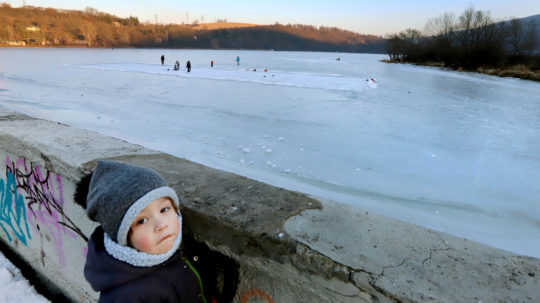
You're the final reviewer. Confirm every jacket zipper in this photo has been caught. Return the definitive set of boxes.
[183,257,208,303]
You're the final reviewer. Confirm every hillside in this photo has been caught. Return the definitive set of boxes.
[513,14,540,50]
[192,22,259,30]
[0,4,386,53]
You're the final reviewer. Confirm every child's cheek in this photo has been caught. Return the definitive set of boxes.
[132,230,154,253]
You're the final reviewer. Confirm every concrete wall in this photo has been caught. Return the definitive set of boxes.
[0,107,539,303]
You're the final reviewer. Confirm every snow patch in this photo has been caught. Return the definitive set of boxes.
[79,63,376,92]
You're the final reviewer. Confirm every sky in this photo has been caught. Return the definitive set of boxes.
[3,1,540,36]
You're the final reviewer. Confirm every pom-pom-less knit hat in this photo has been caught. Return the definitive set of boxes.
[86,160,180,246]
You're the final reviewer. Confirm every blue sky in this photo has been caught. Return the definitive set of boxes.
[5,1,540,35]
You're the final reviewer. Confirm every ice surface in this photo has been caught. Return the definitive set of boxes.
[1,48,540,258]
[79,63,377,92]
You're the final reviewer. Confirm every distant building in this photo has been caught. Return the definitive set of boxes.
[25,26,40,32]
[72,40,90,46]
[4,41,26,46]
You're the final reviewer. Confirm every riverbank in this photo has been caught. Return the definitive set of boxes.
[382,59,540,82]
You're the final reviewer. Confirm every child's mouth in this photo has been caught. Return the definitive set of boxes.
[158,234,173,244]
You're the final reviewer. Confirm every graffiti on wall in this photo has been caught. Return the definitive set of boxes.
[240,288,275,303]
[4,156,87,266]
[0,166,32,245]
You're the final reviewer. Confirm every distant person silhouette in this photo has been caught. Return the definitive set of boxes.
[174,60,180,71]
[211,60,214,68]
[186,60,191,72]
[161,55,165,65]
[236,56,240,66]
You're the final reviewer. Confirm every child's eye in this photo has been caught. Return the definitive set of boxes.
[136,218,148,225]
[161,206,171,213]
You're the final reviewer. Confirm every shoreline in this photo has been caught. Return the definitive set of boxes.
[382,59,540,82]
[0,45,386,54]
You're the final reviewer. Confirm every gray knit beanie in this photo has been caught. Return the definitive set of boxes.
[86,160,180,246]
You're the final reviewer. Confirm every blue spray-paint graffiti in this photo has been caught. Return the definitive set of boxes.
[6,157,87,266]
[0,170,31,245]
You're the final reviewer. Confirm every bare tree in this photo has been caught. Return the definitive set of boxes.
[470,10,491,49]
[456,7,499,54]
[385,33,403,60]
[385,29,423,61]
[457,6,475,49]
[80,21,97,46]
[425,12,456,38]
[84,7,99,16]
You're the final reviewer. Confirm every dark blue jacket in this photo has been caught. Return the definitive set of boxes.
[84,227,204,303]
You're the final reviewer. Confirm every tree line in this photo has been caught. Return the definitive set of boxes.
[386,7,539,70]
[0,4,385,52]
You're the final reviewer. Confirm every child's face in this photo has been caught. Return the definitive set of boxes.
[128,197,180,254]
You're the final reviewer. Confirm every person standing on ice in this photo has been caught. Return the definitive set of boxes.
[210,60,214,68]
[186,60,192,72]
[236,56,240,66]
[161,55,165,65]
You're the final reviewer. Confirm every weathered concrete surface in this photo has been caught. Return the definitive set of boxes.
[0,116,159,180]
[0,108,539,303]
[99,154,321,260]
[285,200,540,302]
[0,110,160,302]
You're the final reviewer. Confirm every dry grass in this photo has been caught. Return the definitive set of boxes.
[383,60,540,82]
[477,65,540,81]
[192,22,259,30]
[380,59,444,67]
[421,61,445,67]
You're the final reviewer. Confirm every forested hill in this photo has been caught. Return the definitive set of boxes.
[0,4,386,53]
[511,14,540,50]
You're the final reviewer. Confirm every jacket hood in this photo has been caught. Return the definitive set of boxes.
[84,227,181,292]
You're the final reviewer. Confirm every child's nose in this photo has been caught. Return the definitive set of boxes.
[155,221,167,232]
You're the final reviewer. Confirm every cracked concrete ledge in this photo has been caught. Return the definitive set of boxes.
[284,200,540,303]
[0,109,539,303]
[0,118,159,180]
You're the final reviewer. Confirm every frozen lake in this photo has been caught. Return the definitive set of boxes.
[1,48,539,258]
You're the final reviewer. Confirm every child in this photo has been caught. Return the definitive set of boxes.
[75,161,208,303]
